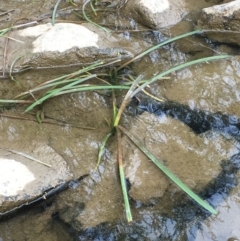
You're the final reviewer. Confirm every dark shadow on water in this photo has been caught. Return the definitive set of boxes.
[135,95,240,139]
[73,155,239,241]
[71,96,240,241]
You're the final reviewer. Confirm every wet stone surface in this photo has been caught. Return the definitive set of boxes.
[0,117,73,215]
[123,112,239,204]
[124,0,189,29]
[197,0,240,46]
[0,23,134,75]
[150,56,240,118]
[0,91,112,216]
[0,0,240,240]
[123,0,223,29]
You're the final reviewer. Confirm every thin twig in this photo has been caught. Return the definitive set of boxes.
[0,9,15,16]
[0,147,51,168]
[3,36,24,44]
[2,35,9,77]
[0,113,96,130]
[11,21,38,30]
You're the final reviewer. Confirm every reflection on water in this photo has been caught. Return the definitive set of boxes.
[1,1,240,240]
[74,150,240,241]
[68,96,240,240]
[1,66,240,241]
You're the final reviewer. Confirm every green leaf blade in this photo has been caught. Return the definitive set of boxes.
[132,55,229,97]
[118,125,217,215]
[96,132,112,170]
[119,166,133,222]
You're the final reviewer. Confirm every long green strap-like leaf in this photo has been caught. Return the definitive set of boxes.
[52,0,62,25]
[131,55,229,97]
[118,125,217,215]
[119,166,133,222]
[25,74,96,112]
[82,0,110,32]
[117,29,202,70]
[0,99,32,104]
[16,61,104,100]
[113,75,143,127]
[52,85,130,96]
[117,129,133,222]
[0,26,12,36]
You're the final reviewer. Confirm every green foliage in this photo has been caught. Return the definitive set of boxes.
[118,125,217,215]
[82,0,110,32]
[0,26,12,36]
[2,28,230,220]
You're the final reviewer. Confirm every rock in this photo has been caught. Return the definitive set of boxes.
[124,0,189,29]
[0,201,73,241]
[0,23,133,75]
[29,23,99,53]
[54,146,123,230]
[151,56,240,118]
[0,142,72,215]
[123,112,238,204]
[0,91,113,216]
[197,1,240,46]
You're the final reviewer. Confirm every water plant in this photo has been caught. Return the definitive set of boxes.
[52,0,110,32]
[108,55,228,221]
[0,29,230,222]
[82,0,110,32]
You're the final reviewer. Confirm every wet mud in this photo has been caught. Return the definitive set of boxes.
[1,0,240,241]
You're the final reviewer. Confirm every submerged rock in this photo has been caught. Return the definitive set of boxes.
[0,91,114,218]
[0,23,133,75]
[53,109,240,230]
[197,1,240,46]
[149,56,240,119]
[123,112,238,204]
[53,145,123,230]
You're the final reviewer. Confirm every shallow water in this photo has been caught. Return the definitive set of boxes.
[1,0,240,241]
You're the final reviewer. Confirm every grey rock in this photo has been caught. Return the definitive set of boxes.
[0,142,72,215]
[197,1,240,46]
[0,23,133,75]
[124,0,188,29]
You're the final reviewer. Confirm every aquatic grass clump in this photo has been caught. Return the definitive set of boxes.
[13,60,129,112]
[94,58,225,221]
[52,0,109,32]
[2,29,230,222]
